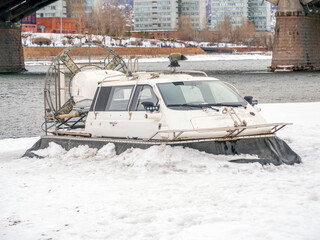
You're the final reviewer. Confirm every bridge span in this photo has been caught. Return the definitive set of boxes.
[0,0,320,73]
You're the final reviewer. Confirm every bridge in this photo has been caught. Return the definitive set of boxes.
[267,0,320,71]
[0,0,320,72]
[0,0,58,72]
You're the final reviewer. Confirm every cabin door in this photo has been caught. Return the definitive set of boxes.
[127,85,160,139]
[94,85,134,138]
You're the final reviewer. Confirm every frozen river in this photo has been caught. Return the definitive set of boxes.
[0,57,319,139]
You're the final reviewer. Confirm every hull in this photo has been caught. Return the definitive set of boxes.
[23,135,301,166]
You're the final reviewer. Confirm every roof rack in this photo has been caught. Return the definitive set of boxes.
[175,70,208,77]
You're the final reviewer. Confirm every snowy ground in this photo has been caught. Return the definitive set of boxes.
[0,102,319,240]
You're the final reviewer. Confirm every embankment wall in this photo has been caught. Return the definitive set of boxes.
[23,46,206,60]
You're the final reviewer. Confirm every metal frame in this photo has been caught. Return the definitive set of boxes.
[43,43,128,135]
[147,123,292,141]
[41,132,280,146]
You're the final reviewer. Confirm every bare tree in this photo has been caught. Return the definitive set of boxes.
[87,1,128,37]
[212,16,258,46]
[214,15,233,42]
[233,19,255,44]
[89,0,106,35]
[105,4,128,37]
[65,0,86,34]
[177,15,195,41]
[198,29,214,42]
[254,32,274,51]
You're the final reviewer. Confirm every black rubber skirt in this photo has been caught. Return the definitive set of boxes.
[23,135,301,166]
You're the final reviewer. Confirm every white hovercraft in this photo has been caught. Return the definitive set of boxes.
[24,43,301,165]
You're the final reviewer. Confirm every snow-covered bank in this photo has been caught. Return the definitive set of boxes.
[25,53,272,66]
[0,102,319,240]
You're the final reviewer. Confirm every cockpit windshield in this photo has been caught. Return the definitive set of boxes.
[157,80,246,109]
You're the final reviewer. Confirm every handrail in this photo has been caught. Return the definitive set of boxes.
[147,122,292,141]
[177,70,208,77]
[224,81,240,94]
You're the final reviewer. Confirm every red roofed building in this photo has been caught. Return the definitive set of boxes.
[36,17,83,34]
[21,13,37,32]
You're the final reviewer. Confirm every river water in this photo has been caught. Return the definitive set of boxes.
[0,58,319,139]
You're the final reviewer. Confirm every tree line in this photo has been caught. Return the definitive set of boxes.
[178,15,273,50]
[65,1,273,49]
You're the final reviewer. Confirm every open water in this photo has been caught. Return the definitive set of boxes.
[0,59,319,139]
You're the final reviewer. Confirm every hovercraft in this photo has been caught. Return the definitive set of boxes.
[24,43,301,165]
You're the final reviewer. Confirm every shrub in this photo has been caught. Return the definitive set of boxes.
[65,35,76,40]
[75,34,84,40]
[21,33,32,39]
[33,37,52,46]
[92,39,102,44]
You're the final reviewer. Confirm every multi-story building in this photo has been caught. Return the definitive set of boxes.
[211,0,248,28]
[211,0,272,31]
[270,3,277,32]
[37,0,67,18]
[21,13,37,32]
[134,0,206,31]
[247,0,271,31]
[179,0,206,30]
[37,17,82,34]
[134,0,179,31]
[84,0,93,15]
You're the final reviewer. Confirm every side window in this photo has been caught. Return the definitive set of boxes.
[133,85,158,111]
[90,87,112,111]
[106,86,134,111]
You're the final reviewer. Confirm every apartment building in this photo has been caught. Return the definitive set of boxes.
[134,0,205,31]
[84,0,93,14]
[211,0,272,31]
[248,0,271,31]
[37,0,67,18]
[211,0,248,28]
[179,0,206,30]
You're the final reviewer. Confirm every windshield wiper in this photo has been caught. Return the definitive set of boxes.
[208,103,245,107]
[167,102,245,110]
[166,103,220,111]
[167,104,204,108]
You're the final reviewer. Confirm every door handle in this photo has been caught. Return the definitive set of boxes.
[109,122,118,126]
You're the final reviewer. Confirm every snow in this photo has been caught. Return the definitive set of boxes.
[22,32,187,48]
[135,54,271,63]
[25,54,272,66]
[0,102,320,240]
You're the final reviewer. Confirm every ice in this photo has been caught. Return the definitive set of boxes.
[0,102,319,240]
[25,54,272,66]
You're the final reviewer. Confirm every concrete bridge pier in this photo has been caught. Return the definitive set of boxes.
[0,22,25,73]
[270,0,320,71]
